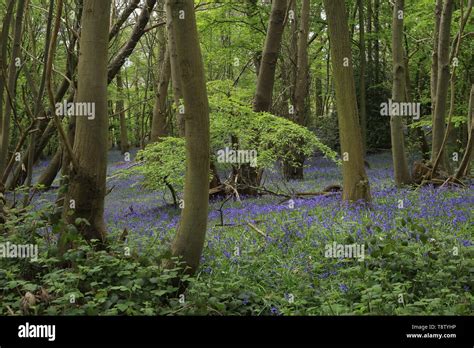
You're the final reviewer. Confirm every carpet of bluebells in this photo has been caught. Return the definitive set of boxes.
[1,150,472,315]
[104,150,472,315]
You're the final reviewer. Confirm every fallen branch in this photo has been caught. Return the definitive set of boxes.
[246,222,267,238]
[106,161,144,181]
[412,160,467,188]
[105,185,116,196]
[6,305,15,316]
[249,184,342,199]
[295,191,340,197]
[209,184,226,196]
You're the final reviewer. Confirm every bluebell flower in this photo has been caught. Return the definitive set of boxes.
[270,306,280,315]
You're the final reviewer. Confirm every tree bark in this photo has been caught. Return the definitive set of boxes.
[241,0,287,191]
[116,72,130,153]
[295,0,309,128]
[289,0,298,110]
[0,0,15,144]
[253,0,287,112]
[367,0,373,84]
[0,0,27,178]
[431,0,471,177]
[324,0,371,203]
[373,0,380,84]
[37,147,62,188]
[62,0,112,245]
[167,6,185,137]
[430,0,443,118]
[109,0,140,41]
[390,0,411,185]
[315,68,323,117]
[284,0,309,180]
[431,0,454,172]
[26,0,55,189]
[358,0,367,155]
[165,0,210,275]
[55,114,76,208]
[406,55,430,161]
[151,36,171,142]
[0,0,15,222]
[455,84,473,178]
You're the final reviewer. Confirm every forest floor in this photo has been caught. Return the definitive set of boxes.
[29,150,472,315]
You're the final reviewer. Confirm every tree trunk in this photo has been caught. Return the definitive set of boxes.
[209,161,222,192]
[151,44,171,142]
[37,147,62,188]
[358,0,367,156]
[253,0,287,112]
[456,84,473,178]
[0,0,16,159]
[239,0,287,192]
[116,72,130,154]
[324,0,371,203]
[289,0,298,109]
[465,84,474,176]
[278,2,294,178]
[62,0,111,246]
[0,0,27,178]
[167,7,185,137]
[373,0,380,84]
[107,0,157,83]
[26,0,55,190]
[430,0,443,119]
[431,0,454,172]
[284,0,309,180]
[56,115,76,208]
[139,54,152,148]
[406,56,430,161]
[367,0,373,85]
[109,0,140,41]
[6,0,149,189]
[165,0,210,275]
[295,0,309,126]
[315,72,323,117]
[390,0,411,185]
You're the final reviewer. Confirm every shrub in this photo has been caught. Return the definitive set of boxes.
[121,84,338,195]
